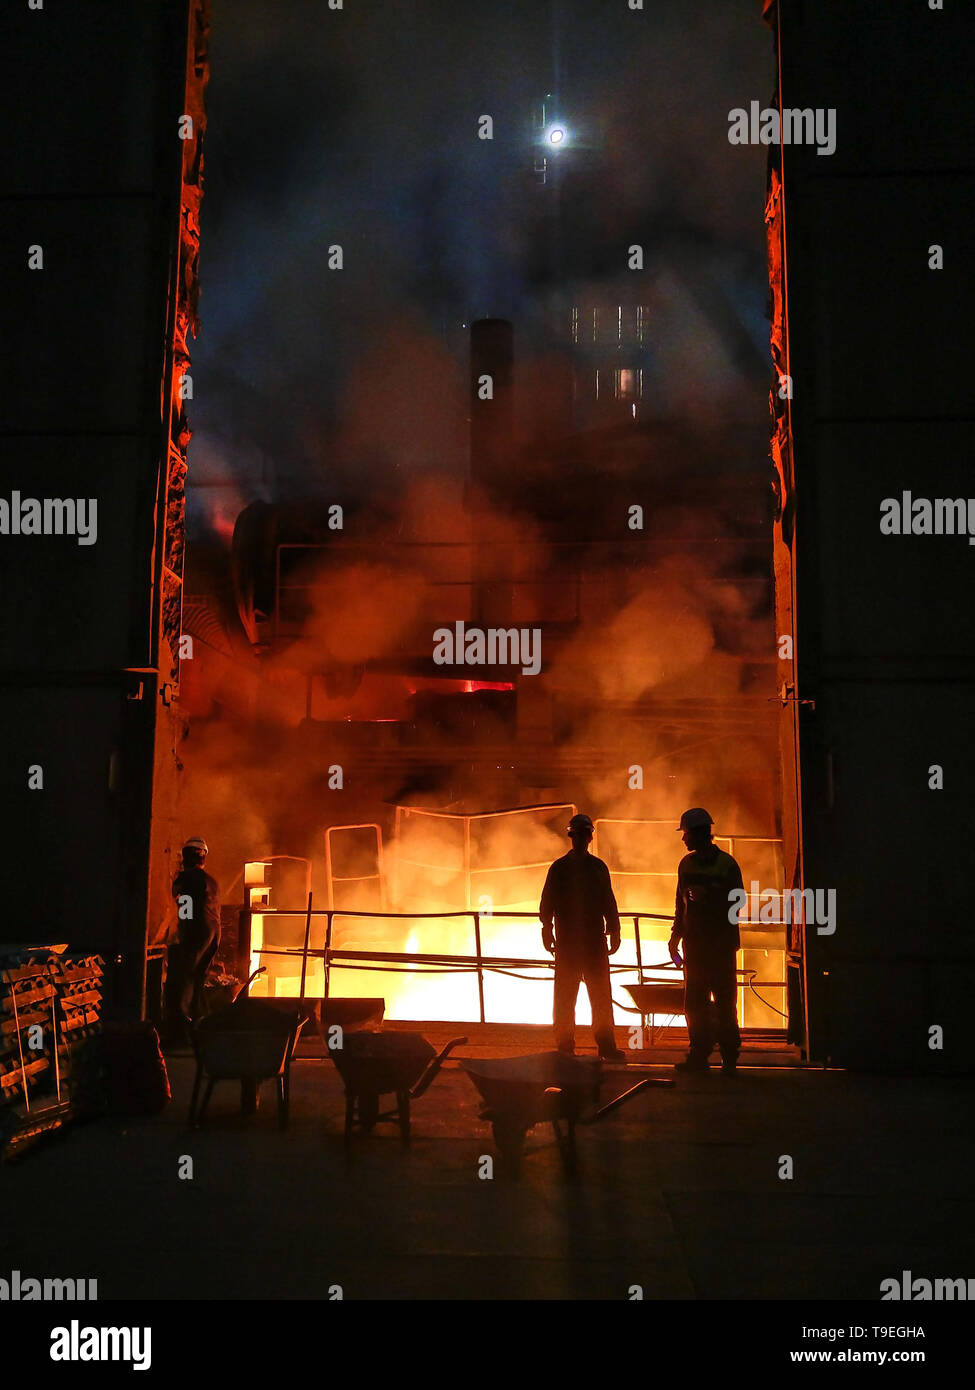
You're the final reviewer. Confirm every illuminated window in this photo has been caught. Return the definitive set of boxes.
[636,305,648,344]
[570,306,579,345]
[615,368,642,400]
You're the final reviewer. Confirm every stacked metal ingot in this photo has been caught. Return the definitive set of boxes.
[53,955,106,1117]
[0,951,62,1157]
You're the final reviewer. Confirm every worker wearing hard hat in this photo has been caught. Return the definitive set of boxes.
[539,813,626,1062]
[669,808,745,1074]
[165,836,221,1044]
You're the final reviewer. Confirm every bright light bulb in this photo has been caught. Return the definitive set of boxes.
[548,126,566,145]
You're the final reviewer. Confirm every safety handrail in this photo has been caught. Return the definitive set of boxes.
[239,906,788,1025]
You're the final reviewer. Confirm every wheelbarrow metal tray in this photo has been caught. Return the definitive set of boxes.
[625,982,685,1014]
[197,1032,298,1080]
[255,997,385,1032]
[461,1052,602,1123]
[196,999,304,1081]
[330,1031,437,1095]
[332,1031,467,1143]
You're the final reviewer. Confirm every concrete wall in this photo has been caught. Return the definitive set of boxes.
[775,0,975,1069]
[0,2,193,1011]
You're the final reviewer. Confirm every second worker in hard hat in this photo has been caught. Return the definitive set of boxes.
[539,813,626,1062]
[165,836,221,1045]
[669,808,745,1074]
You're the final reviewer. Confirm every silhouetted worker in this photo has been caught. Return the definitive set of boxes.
[669,808,744,1074]
[165,836,221,1043]
[540,813,626,1061]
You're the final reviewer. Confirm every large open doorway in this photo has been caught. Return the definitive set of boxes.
[160,0,791,1051]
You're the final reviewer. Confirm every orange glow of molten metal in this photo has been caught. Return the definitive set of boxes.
[244,817,787,1029]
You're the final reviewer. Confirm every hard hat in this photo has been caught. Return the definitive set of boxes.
[677,808,713,832]
[183,836,209,856]
[567,813,594,833]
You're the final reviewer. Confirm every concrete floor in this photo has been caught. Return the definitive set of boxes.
[3,1033,974,1301]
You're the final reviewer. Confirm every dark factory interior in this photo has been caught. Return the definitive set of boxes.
[1,0,973,1331]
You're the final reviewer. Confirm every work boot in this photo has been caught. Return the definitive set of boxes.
[598,1046,627,1064]
[721,1054,739,1076]
[556,1041,575,1056]
[675,1054,711,1073]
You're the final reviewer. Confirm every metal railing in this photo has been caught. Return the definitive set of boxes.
[391,803,578,910]
[593,820,785,897]
[239,907,788,1027]
[324,824,386,910]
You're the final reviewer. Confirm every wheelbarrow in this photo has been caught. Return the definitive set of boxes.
[329,1031,467,1144]
[624,981,686,1046]
[461,1051,674,1174]
[188,968,306,1129]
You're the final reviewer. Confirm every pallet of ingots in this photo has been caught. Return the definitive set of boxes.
[52,955,105,1117]
[0,949,65,1159]
[0,953,59,1087]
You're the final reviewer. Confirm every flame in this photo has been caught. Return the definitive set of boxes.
[245,817,787,1030]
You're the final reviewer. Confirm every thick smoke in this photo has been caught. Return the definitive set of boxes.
[191,0,773,513]
[170,1,780,1005]
[176,475,777,909]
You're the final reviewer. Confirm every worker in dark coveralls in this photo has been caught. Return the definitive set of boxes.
[539,813,626,1061]
[165,836,221,1041]
[668,808,744,1074]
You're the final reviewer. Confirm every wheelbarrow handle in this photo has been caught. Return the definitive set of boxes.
[587,1075,673,1124]
[233,965,267,1003]
[410,1036,468,1099]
